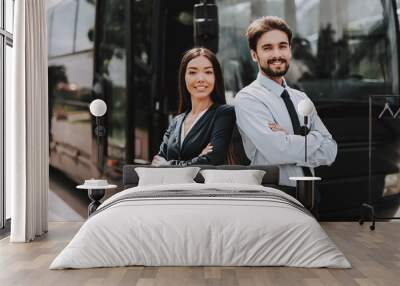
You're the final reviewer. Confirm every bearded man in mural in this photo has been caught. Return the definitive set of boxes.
[234,16,337,197]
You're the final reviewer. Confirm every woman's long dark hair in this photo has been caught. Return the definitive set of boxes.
[177,48,226,114]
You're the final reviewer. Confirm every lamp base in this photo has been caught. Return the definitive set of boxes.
[95,125,106,137]
[88,189,105,216]
[296,180,314,210]
[290,176,321,211]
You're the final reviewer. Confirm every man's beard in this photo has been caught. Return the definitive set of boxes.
[260,58,290,77]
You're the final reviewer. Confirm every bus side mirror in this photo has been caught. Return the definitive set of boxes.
[193,0,219,53]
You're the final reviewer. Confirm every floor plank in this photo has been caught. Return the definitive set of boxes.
[0,222,399,286]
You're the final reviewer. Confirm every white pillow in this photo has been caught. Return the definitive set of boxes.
[200,169,266,185]
[135,167,200,186]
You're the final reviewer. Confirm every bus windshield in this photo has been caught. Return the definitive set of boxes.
[217,0,398,104]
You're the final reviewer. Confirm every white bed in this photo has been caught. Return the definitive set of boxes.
[50,183,351,269]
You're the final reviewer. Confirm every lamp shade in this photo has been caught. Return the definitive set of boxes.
[297,99,314,116]
[89,99,107,117]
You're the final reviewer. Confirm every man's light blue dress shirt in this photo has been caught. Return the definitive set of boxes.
[234,72,337,186]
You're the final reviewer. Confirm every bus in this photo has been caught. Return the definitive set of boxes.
[47,0,400,219]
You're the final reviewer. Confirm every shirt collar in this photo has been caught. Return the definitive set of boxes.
[256,72,287,97]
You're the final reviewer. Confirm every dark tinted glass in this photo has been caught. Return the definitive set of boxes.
[97,0,127,167]
[132,0,154,163]
[164,2,196,115]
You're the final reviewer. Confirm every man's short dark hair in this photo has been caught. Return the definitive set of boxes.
[246,16,292,51]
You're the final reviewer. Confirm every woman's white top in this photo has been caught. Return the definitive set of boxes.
[181,108,209,147]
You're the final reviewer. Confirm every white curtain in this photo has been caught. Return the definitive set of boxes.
[6,0,49,242]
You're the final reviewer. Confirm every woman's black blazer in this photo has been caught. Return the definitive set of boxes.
[157,104,235,166]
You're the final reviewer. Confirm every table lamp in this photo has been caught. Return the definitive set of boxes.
[76,99,114,216]
[297,99,314,164]
[89,99,107,174]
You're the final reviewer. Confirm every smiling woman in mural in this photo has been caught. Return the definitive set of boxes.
[151,47,235,166]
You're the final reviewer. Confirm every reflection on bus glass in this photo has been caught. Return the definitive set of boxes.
[218,0,393,102]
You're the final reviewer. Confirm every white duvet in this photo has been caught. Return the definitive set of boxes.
[50,183,351,269]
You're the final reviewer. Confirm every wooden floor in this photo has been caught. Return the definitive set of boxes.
[0,222,399,286]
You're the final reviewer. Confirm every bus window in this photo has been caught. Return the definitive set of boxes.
[49,0,77,57]
[75,0,95,52]
[47,8,53,54]
[48,0,95,182]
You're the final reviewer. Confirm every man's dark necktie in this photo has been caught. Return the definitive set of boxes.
[280,89,313,177]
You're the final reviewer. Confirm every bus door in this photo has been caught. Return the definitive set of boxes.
[150,0,200,158]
